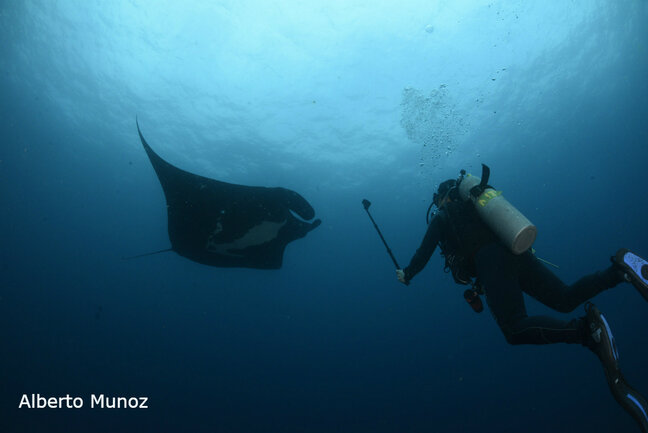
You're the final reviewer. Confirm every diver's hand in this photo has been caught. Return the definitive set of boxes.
[396,269,409,285]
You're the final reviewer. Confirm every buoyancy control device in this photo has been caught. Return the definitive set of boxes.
[456,164,537,255]
[424,164,537,313]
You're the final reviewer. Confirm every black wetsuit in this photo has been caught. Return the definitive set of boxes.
[403,200,623,346]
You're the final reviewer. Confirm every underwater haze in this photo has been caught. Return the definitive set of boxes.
[1,1,648,432]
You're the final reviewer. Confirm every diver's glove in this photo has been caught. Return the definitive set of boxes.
[396,269,409,285]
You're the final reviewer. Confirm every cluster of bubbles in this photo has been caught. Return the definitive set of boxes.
[400,85,468,175]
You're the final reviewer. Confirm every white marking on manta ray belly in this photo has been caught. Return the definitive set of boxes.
[206,220,287,257]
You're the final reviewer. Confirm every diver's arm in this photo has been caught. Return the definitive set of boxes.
[398,215,442,284]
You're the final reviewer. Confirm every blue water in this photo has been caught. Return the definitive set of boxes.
[1,1,647,432]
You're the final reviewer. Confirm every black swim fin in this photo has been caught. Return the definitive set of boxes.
[615,249,648,302]
[585,303,648,432]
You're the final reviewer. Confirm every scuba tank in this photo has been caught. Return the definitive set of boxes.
[457,164,537,255]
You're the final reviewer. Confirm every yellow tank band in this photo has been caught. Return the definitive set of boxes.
[477,189,502,207]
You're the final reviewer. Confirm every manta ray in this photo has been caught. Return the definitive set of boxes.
[136,119,321,269]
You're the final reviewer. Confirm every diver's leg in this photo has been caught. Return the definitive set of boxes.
[518,252,622,313]
[584,303,648,432]
[475,244,586,345]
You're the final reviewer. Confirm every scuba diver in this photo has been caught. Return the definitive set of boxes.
[395,165,648,432]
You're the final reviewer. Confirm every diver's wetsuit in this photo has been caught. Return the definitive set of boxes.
[403,201,623,346]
